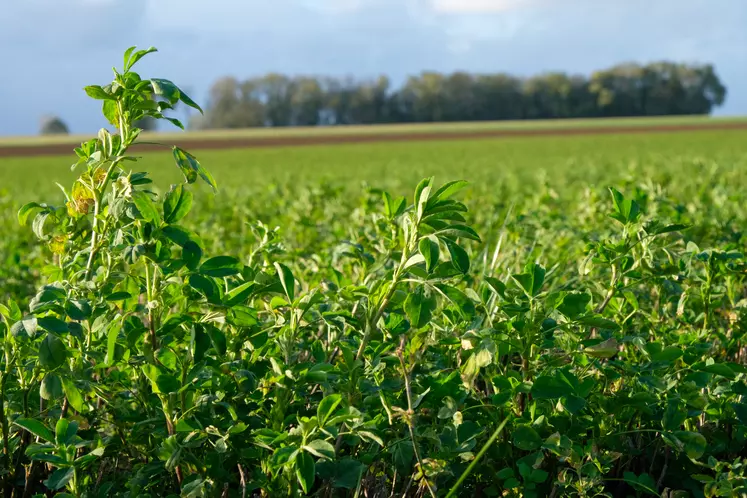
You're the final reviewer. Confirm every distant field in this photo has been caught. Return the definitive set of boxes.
[1,115,746,157]
[3,127,746,203]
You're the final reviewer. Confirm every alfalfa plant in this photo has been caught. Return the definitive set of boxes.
[6,46,220,496]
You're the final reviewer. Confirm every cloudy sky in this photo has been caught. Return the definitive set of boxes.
[1,0,745,135]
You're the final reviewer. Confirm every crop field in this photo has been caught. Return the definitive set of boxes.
[2,115,747,159]
[1,48,747,498]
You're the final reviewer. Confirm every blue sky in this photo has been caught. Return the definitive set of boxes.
[1,0,745,135]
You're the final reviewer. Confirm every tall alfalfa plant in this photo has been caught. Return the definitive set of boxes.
[6,46,216,495]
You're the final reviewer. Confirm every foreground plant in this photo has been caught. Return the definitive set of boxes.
[0,46,745,498]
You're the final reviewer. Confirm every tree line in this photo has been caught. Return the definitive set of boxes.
[190,62,727,130]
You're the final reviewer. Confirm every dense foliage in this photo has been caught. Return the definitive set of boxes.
[1,49,746,498]
[193,62,726,129]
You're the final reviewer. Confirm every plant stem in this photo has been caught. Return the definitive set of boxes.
[356,248,409,361]
[396,336,436,498]
[445,414,511,498]
[0,373,10,498]
[84,193,101,280]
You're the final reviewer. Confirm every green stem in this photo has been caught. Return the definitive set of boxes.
[397,337,436,498]
[356,247,409,361]
[0,373,10,498]
[445,415,511,498]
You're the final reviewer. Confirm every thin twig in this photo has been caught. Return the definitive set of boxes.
[396,336,436,498]
[657,447,670,490]
[238,463,247,498]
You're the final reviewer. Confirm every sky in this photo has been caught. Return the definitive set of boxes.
[0,0,745,136]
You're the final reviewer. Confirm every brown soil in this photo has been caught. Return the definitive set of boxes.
[2,122,746,158]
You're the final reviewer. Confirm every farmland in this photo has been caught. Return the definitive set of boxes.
[1,52,747,498]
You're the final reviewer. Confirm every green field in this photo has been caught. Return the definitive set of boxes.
[2,114,746,148]
[3,126,747,497]
[3,128,746,201]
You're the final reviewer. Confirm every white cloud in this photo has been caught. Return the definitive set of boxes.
[432,0,539,13]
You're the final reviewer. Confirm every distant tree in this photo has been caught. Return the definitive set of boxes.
[197,77,265,129]
[135,116,157,131]
[39,115,69,135]
[291,77,324,126]
[195,61,728,130]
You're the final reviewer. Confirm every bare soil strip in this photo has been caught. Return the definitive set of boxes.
[2,122,746,159]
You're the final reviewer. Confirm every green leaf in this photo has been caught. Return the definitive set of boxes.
[436,284,476,319]
[131,191,161,225]
[732,403,747,424]
[557,292,591,319]
[206,325,227,356]
[512,263,546,298]
[444,239,470,274]
[40,374,64,400]
[699,363,736,380]
[64,299,91,321]
[436,225,481,242]
[274,262,296,302]
[55,418,73,445]
[181,477,206,498]
[584,338,619,359]
[200,256,242,277]
[83,85,114,100]
[102,100,118,126]
[404,285,437,329]
[105,321,121,367]
[653,223,691,235]
[496,467,515,480]
[438,397,458,419]
[564,394,586,414]
[163,184,193,224]
[38,334,68,370]
[124,46,157,72]
[608,187,641,224]
[532,376,575,399]
[651,346,683,363]
[318,394,342,426]
[578,315,620,330]
[188,274,219,302]
[512,425,542,451]
[662,399,687,431]
[181,241,202,270]
[14,418,54,442]
[18,202,45,226]
[11,316,38,338]
[62,378,84,413]
[178,88,203,114]
[529,469,549,483]
[156,374,181,394]
[414,177,433,219]
[304,440,335,460]
[223,281,256,307]
[172,147,217,191]
[150,78,180,104]
[296,451,316,494]
[316,458,364,489]
[418,236,440,273]
[37,317,68,334]
[673,431,707,459]
[431,180,469,202]
[191,324,211,362]
[393,441,414,472]
[43,467,74,491]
